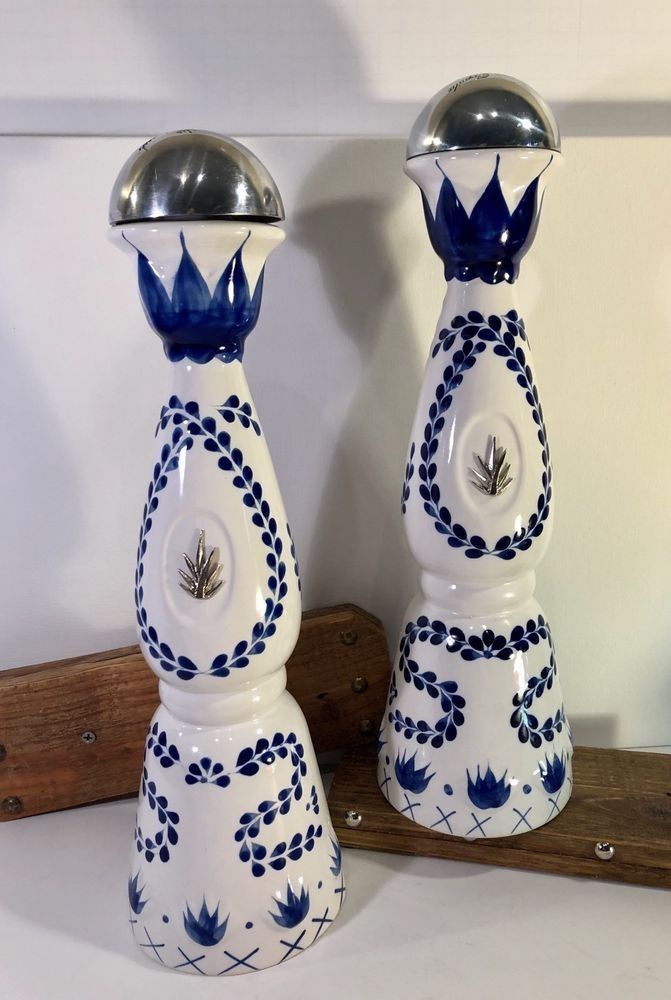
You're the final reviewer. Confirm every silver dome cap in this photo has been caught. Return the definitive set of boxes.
[109,130,284,225]
[407,74,560,159]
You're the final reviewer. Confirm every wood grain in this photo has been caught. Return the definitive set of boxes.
[0,604,390,821]
[328,744,671,888]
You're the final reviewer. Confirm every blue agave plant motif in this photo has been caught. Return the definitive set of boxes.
[269,881,310,928]
[329,838,342,877]
[128,229,265,363]
[183,899,229,947]
[128,873,148,915]
[422,155,551,284]
[540,752,566,794]
[394,750,435,793]
[467,765,511,809]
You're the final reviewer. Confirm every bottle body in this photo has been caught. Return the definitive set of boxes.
[117,222,344,974]
[378,150,572,839]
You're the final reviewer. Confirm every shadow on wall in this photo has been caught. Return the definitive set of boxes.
[290,138,423,638]
[568,714,619,749]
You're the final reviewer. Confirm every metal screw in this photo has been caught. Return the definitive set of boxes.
[359,719,374,736]
[340,630,358,646]
[344,809,362,828]
[594,841,615,861]
[0,744,6,763]
[81,730,97,745]
[2,796,23,815]
[352,676,368,694]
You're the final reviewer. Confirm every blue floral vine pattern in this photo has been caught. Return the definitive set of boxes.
[401,443,415,514]
[134,395,287,680]
[134,761,180,863]
[287,523,302,594]
[413,310,551,560]
[141,725,322,878]
[216,394,261,436]
[395,614,551,664]
[388,617,467,749]
[389,615,564,750]
[510,648,567,748]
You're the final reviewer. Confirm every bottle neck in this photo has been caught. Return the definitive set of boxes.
[169,356,250,406]
[443,273,520,314]
[421,571,536,616]
[160,667,288,726]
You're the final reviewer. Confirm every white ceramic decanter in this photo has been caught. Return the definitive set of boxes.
[110,132,344,975]
[377,76,572,839]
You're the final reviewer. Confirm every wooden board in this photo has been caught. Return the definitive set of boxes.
[0,604,390,821]
[328,744,671,888]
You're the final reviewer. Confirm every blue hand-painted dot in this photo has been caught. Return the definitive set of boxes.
[385,755,390,765]
[443,784,453,795]
[523,784,532,794]
[318,880,323,889]
[162,915,169,924]
[245,921,253,930]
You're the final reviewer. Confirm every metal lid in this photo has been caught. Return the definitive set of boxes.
[407,74,560,159]
[109,130,284,225]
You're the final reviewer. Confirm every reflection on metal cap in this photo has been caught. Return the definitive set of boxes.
[109,130,284,225]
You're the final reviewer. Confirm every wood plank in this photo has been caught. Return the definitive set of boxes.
[328,744,671,888]
[0,604,390,821]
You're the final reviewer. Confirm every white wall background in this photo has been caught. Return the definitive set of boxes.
[0,2,670,749]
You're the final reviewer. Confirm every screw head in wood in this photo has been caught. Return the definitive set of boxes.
[594,841,615,861]
[340,630,358,646]
[344,809,362,828]
[2,796,23,815]
[81,730,97,745]
[352,676,368,693]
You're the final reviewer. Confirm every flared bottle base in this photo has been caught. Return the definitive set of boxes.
[128,693,345,976]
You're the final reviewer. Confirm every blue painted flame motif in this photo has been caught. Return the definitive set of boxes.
[394,750,435,793]
[422,154,552,284]
[183,899,229,946]
[127,229,265,363]
[467,765,512,809]
[540,752,566,794]
[329,838,342,877]
[128,873,148,915]
[269,882,310,928]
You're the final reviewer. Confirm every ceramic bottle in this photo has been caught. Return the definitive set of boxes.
[378,76,573,839]
[110,131,344,975]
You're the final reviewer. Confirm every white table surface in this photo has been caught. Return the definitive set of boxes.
[1,762,669,1000]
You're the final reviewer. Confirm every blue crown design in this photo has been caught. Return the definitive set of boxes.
[422,155,551,284]
[466,764,511,809]
[540,752,566,794]
[183,898,229,946]
[394,750,435,793]
[126,230,265,364]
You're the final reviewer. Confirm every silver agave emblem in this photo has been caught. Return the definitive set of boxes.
[469,436,513,497]
[179,530,224,599]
